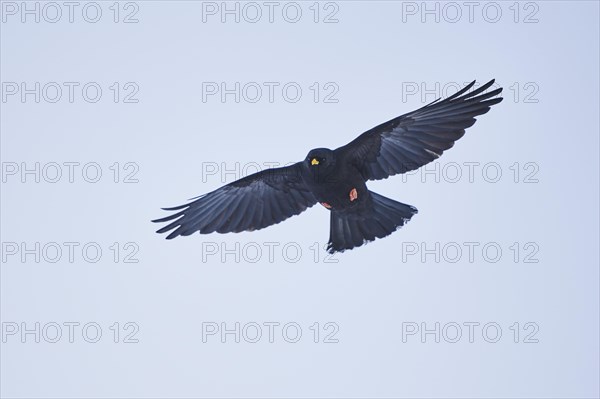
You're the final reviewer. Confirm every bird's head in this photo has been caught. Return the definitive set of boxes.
[306,148,336,171]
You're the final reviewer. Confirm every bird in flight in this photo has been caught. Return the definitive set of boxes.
[153,80,503,253]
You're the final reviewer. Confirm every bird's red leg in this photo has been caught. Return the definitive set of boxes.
[349,188,358,202]
[320,202,332,209]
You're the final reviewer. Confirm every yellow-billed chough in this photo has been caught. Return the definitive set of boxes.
[153,80,503,253]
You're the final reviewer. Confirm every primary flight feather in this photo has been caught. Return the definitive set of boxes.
[153,79,503,253]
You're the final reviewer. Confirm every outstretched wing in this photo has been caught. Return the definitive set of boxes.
[335,79,503,181]
[153,162,316,239]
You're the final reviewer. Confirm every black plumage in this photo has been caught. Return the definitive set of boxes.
[153,80,503,253]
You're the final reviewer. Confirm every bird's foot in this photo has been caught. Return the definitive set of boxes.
[320,202,332,209]
[349,188,358,202]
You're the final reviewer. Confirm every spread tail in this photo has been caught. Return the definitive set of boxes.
[327,191,417,253]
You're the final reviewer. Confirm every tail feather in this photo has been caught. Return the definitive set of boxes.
[327,191,417,253]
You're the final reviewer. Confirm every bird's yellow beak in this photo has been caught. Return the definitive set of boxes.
[311,158,320,166]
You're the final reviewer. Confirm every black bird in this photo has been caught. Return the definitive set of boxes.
[153,80,503,253]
